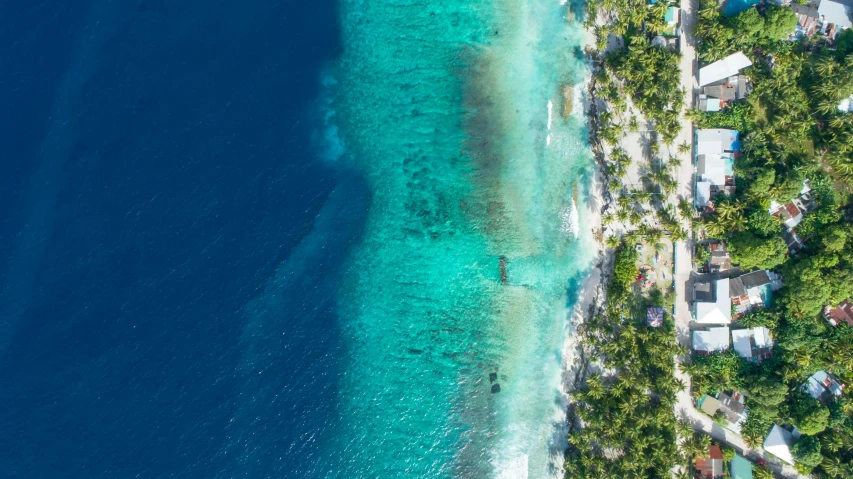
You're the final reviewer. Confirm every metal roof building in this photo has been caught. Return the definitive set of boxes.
[693,327,731,353]
[699,52,753,86]
[763,425,795,464]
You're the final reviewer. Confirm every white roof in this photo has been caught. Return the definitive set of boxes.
[695,279,732,324]
[839,96,853,113]
[700,154,728,185]
[754,327,772,347]
[697,129,738,146]
[696,302,730,324]
[803,370,843,399]
[697,181,712,207]
[699,52,753,86]
[693,327,731,352]
[763,425,795,464]
[697,141,724,156]
[818,0,853,30]
[731,327,772,359]
[806,375,826,399]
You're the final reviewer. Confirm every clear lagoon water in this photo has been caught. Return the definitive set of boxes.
[0,1,596,478]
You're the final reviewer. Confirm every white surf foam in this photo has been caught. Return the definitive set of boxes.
[560,199,580,239]
[546,99,553,146]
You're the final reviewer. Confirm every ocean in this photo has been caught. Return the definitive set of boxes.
[0,1,595,478]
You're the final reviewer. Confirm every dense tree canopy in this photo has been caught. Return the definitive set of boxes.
[790,393,831,435]
[791,435,823,467]
[695,1,797,61]
[727,231,787,270]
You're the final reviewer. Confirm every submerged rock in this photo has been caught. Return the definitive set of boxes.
[491,383,501,394]
[489,372,498,383]
[561,84,574,118]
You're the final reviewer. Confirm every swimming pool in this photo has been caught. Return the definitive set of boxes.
[724,0,759,16]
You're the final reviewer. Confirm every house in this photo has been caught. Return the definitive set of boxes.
[731,327,773,362]
[693,278,732,324]
[708,241,732,273]
[699,52,753,87]
[730,454,754,479]
[698,394,723,416]
[695,445,724,478]
[698,75,750,112]
[817,0,853,39]
[823,299,853,326]
[769,181,817,227]
[696,129,738,208]
[729,270,782,316]
[776,202,804,230]
[769,182,817,253]
[704,83,736,103]
[783,229,806,254]
[693,327,731,353]
[763,425,795,464]
[698,94,723,112]
[803,370,845,401]
[718,391,749,430]
[647,307,665,327]
[699,392,749,431]
[790,3,821,38]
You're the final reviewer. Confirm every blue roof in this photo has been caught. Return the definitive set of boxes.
[731,139,742,151]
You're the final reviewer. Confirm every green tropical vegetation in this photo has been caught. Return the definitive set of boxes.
[694,0,797,62]
[586,0,683,144]
[564,243,692,478]
[687,3,853,475]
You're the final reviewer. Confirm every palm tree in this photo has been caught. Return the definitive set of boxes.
[606,234,621,249]
[630,211,643,225]
[668,156,683,169]
[635,190,652,204]
[713,201,746,232]
[816,99,839,116]
[608,179,622,192]
[814,56,838,76]
[753,465,776,479]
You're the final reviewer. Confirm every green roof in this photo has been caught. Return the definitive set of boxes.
[730,455,753,479]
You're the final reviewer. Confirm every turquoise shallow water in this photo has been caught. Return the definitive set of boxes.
[328,1,596,477]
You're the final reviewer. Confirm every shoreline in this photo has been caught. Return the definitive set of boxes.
[557,11,616,454]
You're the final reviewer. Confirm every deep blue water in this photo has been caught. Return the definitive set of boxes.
[0,1,364,477]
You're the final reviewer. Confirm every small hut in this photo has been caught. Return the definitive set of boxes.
[647,307,664,327]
